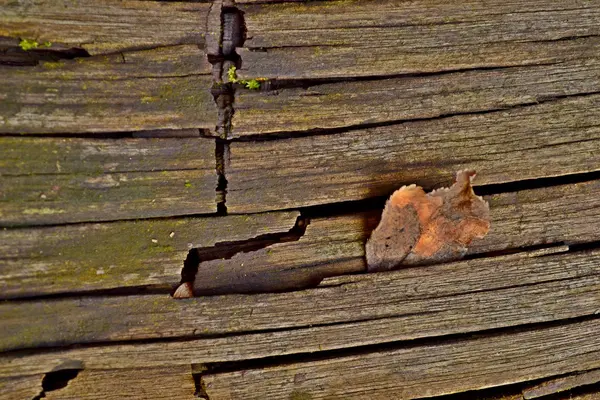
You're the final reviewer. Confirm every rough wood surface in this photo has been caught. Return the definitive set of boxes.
[523,368,600,399]
[192,213,368,295]
[227,95,600,212]
[2,248,599,352]
[193,179,600,295]
[202,319,600,400]
[0,45,217,134]
[0,211,298,299]
[0,137,217,226]
[0,374,43,400]
[42,366,195,400]
[233,56,600,136]
[0,0,211,55]
[237,1,600,79]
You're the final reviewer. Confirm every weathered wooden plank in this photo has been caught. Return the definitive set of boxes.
[42,366,195,400]
[0,374,43,400]
[202,319,600,400]
[191,178,600,294]
[233,57,600,136]
[523,368,600,399]
[0,46,217,134]
[0,211,299,299]
[2,248,599,352]
[0,0,211,55]
[237,0,600,79]
[0,136,217,225]
[227,94,600,212]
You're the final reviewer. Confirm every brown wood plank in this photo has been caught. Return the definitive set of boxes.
[42,366,195,400]
[0,136,217,225]
[2,248,599,353]
[192,179,600,294]
[0,0,211,55]
[233,56,600,136]
[523,369,600,399]
[0,211,299,299]
[226,94,600,212]
[237,1,600,79]
[0,374,43,400]
[202,319,600,400]
[0,45,217,134]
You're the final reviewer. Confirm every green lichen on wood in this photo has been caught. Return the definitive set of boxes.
[227,66,266,90]
[19,39,51,51]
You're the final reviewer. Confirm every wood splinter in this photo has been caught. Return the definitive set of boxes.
[366,170,490,272]
[173,281,194,299]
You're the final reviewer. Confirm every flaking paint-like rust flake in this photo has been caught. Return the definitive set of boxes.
[366,170,490,271]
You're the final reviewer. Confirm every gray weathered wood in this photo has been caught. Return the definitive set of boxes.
[0,45,217,134]
[227,94,600,212]
[202,319,600,400]
[233,57,600,136]
[0,136,217,225]
[42,366,195,400]
[2,248,599,353]
[0,211,299,299]
[237,1,600,79]
[0,0,211,55]
[192,179,600,294]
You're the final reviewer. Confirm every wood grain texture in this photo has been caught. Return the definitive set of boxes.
[42,366,195,400]
[0,374,43,400]
[45,365,196,400]
[2,248,599,353]
[227,94,600,212]
[0,137,217,225]
[202,319,600,400]
[0,45,217,134]
[233,56,600,136]
[0,0,210,55]
[523,368,600,399]
[237,0,600,79]
[0,211,299,299]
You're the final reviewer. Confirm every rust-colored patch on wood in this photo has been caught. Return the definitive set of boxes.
[366,170,490,271]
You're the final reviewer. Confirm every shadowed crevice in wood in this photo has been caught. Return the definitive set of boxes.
[0,128,209,139]
[210,4,245,138]
[228,89,600,141]
[176,215,308,296]
[249,169,600,220]
[240,61,563,91]
[192,366,211,400]
[215,139,229,215]
[475,170,600,196]
[31,368,83,400]
[9,285,175,303]
[0,37,90,67]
